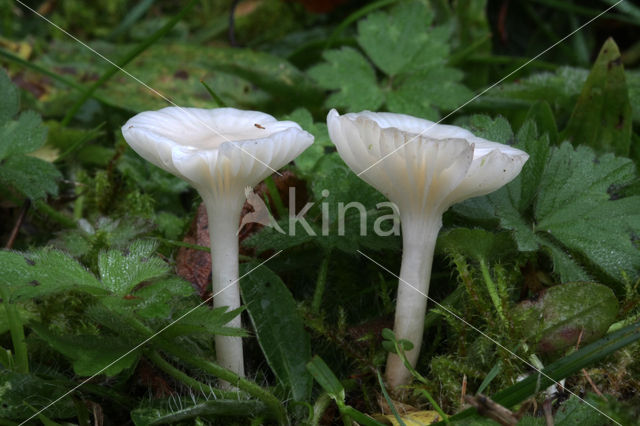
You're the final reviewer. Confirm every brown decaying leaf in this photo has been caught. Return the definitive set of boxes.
[176,171,308,298]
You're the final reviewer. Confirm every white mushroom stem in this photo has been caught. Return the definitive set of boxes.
[385,213,442,389]
[202,194,245,381]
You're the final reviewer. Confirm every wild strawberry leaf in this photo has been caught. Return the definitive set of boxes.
[453,117,640,287]
[31,323,140,377]
[307,47,384,112]
[0,248,104,303]
[0,70,61,200]
[282,108,332,174]
[307,0,471,119]
[98,240,169,295]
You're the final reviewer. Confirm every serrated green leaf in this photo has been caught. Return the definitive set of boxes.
[356,0,434,77]
[160,305,247,338]
[31,323,139,376]
[0,248,104,303]
[453,117,640,285]
[308,47,384,112]
[387,68,472,120]
[0,110,47,160]
[240,262,312,401]
[131,277,195,319]
[524,101,558,145]
[98,240,168,295]
[562,38,632,156]
[282,108,332,174]
[515,282,618,354]
[0,69,19,123]
[0,155,61,200]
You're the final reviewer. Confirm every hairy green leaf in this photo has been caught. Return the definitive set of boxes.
[454,117,640,286]
[307,47,384,112]
[356,0,434,77]
[240,262,312,401]
[0,70,60,199]
[308,0,470,117]
[31,323,139,376]
[98,240,168,295]
[0,248,104,303]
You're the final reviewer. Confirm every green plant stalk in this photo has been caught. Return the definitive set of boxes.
[0,290,28,374]
[129,316,285,424]
[34,200,76,228]
[154,339,287,425]
[264,176,287,218]
[61,0,199,125]
[146,350,240,399]
[200,79,228,107]
[394,342,450,424]
[479,259,506,325]
[311,253,330,314]
[310,393,332,426]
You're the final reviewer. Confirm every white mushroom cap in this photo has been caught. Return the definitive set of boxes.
[122,107,314,205]
[327,109,529,219]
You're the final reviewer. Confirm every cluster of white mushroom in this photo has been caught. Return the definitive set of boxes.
[122,106,528,390]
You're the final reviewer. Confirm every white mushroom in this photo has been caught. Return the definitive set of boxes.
[327,109,528,389]
[122,107,313,380]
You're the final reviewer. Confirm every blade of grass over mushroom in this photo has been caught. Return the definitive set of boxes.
[437,321,640,424]
[58,0,200,125]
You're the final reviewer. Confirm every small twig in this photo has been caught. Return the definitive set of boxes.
[582,369,604,397]
[464,394,519,426]
[573,327,604,397]
[5,199,30,249]
[460,374,467,407]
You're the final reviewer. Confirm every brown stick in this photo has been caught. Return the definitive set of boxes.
[464,394,519,426]
[5,199,30,249]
